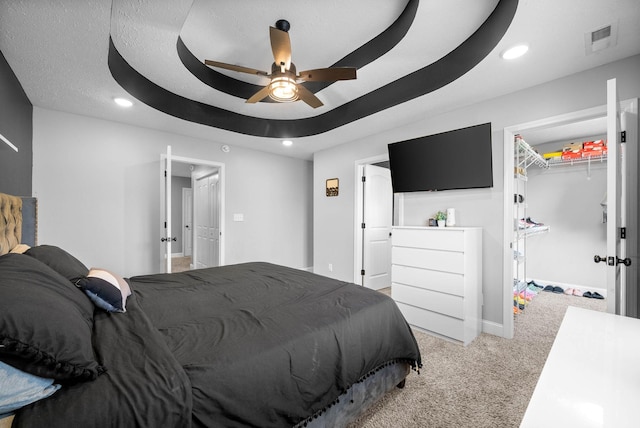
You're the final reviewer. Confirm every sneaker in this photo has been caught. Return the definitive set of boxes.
[526,217,544,226]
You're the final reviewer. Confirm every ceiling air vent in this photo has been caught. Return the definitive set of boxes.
[584,23,618,55]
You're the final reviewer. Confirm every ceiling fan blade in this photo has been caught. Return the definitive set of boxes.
[269,26,292,70]
[296,85,323,108]
[298,67,357,82]
[204,60,268,77]
[246,86,271,104]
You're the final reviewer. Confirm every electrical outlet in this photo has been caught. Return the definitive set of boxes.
[328,263,333,272]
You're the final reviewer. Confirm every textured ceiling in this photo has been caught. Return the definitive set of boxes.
[1,0,639,159]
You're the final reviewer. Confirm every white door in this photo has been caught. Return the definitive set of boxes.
[361,164,393,290]
[195,175,210,269]
[209,177,220,267]
[161,145,173,273]
[182,188,193,258]
[605,78,633,315]
[195,173,220,269]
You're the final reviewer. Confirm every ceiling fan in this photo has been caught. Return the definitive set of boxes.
[204,20,357,108]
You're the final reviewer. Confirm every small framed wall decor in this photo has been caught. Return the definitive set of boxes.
[326,178,339,197]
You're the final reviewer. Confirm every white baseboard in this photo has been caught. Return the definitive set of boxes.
[482,320,506,338]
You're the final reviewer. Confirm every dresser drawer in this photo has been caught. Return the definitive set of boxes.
[392,283,463,318]
[395,302,465,342]
[392,246,464,274]
[392,264,464,296]
[392,227,464,251]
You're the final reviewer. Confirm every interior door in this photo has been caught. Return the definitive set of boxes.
[195,172,219,269]
[182,188,193,258]
[605,78,628,315]
[195,175,210,269]
[162,145,172,273]
[209,176,220,267]
[361,164,393,290]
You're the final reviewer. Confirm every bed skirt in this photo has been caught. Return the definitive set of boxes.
[296,361,411,428]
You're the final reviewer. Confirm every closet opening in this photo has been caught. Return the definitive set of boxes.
[502,93,638,339]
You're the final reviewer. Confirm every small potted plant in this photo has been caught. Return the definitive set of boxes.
[435,211,447,227]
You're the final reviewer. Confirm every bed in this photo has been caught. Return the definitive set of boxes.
[0,192,421,427]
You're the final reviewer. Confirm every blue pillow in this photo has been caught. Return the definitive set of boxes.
[75,268,132,313]
[0,360,60,415]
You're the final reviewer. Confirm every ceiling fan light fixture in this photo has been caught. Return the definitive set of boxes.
[269,76,298,102]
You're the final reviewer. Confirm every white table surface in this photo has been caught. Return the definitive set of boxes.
[520,306,640,428]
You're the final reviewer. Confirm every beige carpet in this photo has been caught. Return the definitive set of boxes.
[348,291,606,428]
[171,256,192,273]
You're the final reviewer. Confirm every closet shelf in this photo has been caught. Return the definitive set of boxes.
[547,153,607,167]
[515,135,549,170]
[516,225,550,239]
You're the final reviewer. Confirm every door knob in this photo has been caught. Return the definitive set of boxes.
[594,255,631,266]
[617,257,632,266]
[161,237,177,242]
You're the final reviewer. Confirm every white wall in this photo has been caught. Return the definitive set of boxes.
[313,54,640,329]
[32,108,313,277]
[524,139,608,289]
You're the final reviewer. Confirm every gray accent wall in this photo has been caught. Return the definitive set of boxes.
[0,50,32,196]
[313,54,640,330]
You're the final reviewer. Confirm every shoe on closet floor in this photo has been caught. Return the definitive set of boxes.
[592,292,604,299]
[543,285,555,292]
[572,288,584,297]
[552,286,564,294]
[528,280,544,289]
[583,291,593,298]
[564,288,575,295]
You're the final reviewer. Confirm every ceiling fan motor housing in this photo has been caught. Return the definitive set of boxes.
[275,19,290,32]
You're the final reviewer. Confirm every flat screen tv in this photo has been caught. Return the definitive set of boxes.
[387,122,493,193]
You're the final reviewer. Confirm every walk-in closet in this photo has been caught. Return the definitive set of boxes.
[513,121,608,314]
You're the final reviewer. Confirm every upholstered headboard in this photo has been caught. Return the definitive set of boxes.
[0,192,37,255]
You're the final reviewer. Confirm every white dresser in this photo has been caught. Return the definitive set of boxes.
[391,226,482,345]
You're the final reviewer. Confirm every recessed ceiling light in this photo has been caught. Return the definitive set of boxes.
[114,97,133,107]
[501,44,529,60]
[282,140,293,147]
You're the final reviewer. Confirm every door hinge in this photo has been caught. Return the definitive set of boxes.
[361,223,366,229]
[164,221,167,228]
[621,131,626,143]
[361,176,366,182]
[621,227,626,239]
[164,170,167,177]
[361,269,365,276]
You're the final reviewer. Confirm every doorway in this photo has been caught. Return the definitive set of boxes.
[160,150,225,273]
[502,95,638,338]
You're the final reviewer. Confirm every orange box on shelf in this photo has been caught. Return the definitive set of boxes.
[583,146,608,157]
[561,151,583,160]
[583,139,606,150]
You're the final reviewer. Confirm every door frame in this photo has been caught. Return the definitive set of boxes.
[502,98,637,338]
[160,154,226,269]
